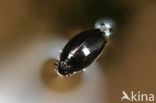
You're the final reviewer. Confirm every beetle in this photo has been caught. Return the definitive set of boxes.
[55,19,113,77]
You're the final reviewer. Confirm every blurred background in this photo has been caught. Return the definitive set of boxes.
[0,0,156,103]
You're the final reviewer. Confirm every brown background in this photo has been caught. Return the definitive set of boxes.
[0,0,156,103]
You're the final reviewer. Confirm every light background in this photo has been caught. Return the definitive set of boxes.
[0,0,156,103]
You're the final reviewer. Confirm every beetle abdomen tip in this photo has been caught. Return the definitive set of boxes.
[94,18,115,37]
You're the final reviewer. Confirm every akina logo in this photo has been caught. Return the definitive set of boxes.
[121,91,154,102]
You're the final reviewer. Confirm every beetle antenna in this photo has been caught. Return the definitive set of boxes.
[54,62,58,67]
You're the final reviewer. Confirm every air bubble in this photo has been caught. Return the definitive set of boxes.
[94,18,115,37]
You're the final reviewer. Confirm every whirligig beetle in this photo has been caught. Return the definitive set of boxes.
[54,18,114,77]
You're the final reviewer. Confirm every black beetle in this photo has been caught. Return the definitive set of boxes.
[55,19,113,77]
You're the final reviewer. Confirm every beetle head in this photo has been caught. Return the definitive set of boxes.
[55,61,74,77]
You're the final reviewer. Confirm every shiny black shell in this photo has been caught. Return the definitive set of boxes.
[57,29,108,76]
